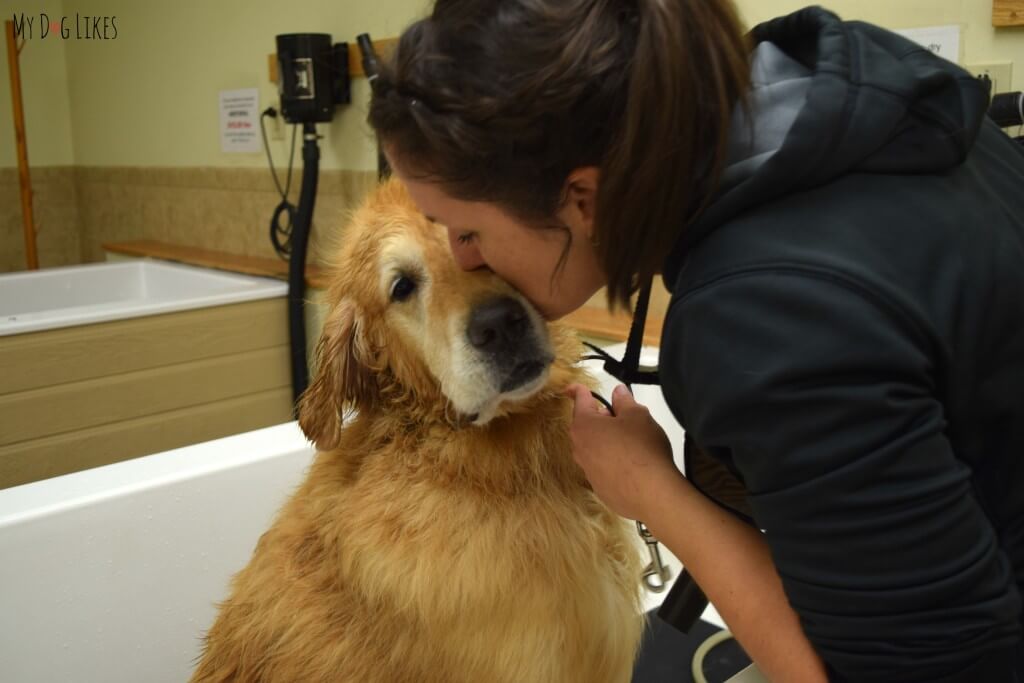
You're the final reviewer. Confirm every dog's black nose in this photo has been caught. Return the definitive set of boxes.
[467,297,530,352]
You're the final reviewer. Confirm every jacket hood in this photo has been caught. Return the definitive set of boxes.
[662,6,990,287]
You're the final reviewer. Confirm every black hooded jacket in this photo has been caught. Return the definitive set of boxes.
[659,7,1024,681]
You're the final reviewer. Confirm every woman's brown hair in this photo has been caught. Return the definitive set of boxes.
[368,0,750,310]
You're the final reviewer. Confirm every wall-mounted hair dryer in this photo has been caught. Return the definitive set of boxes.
[275,33,350,123]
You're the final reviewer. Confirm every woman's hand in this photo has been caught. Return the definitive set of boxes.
[564,383,684,520]
[567,386,829,682]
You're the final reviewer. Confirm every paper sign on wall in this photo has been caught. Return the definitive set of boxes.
[219,88,261,153]
[894,25,961,64]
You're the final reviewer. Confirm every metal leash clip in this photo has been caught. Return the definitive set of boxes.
[637,520,672,593]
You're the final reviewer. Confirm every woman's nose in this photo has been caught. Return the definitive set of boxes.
[446,228,487,271]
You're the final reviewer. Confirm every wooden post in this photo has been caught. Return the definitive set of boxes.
[5,20,39,270]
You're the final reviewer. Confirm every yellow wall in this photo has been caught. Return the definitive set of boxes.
[1,0,75,166]
[2,0,430,171]
[739,1,1024,73]
[2,0,1024,172]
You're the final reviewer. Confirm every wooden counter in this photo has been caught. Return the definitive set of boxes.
[101,240,662,344]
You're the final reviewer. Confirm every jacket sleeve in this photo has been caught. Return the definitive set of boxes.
[661,268,1022,681]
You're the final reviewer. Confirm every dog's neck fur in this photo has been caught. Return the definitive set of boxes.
[334,374,588,494]
[327,326,595,497]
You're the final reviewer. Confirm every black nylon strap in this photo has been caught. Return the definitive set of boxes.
[583,277,660,389]
[580,277,709,634]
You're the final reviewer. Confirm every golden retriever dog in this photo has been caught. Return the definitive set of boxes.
[190,179,644,683]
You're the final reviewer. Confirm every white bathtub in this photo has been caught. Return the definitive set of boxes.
[0,422,312,682]
[0,259,294,488]
[0,344,723,682]
[0,260,288,336]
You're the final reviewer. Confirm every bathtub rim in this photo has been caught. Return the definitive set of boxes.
[0,259,289,337]
[0,421,311,528]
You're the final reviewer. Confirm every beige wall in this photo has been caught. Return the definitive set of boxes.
[1,0,426,271]
[4,1,1021,171]
[2,0,429,170]
[0,0,76,167]
[3,0,1024,273]
[5,0,1022,171]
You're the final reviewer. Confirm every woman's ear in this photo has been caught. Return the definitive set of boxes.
[298,299,375,451]
[561,166,600,243]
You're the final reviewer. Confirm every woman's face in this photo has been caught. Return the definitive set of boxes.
[389,160,607,321]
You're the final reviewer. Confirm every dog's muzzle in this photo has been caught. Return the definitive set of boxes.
[467,296,553,393]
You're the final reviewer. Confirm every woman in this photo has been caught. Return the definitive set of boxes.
[368,1,1024,680]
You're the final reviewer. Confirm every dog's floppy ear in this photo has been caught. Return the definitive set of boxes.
[298,299,375,450]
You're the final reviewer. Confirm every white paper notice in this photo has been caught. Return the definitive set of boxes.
[219,88,261,153]
[894,25,961,64]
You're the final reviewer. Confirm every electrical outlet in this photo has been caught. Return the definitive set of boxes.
[966,61,1013,97]
[269,101,285,141]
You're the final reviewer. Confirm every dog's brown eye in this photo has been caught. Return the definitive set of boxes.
[390,276,417,302]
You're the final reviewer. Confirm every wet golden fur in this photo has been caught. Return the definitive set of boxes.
[190,179,643,682]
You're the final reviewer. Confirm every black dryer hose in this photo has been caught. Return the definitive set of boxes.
[287,121,320,413]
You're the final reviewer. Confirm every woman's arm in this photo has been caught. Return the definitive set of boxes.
[567,385,828,683]
[642,459,827,683]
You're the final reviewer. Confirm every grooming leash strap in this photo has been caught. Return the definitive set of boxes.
[580,277,671,593]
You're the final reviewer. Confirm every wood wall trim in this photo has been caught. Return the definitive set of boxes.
[994,1,1024,26]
